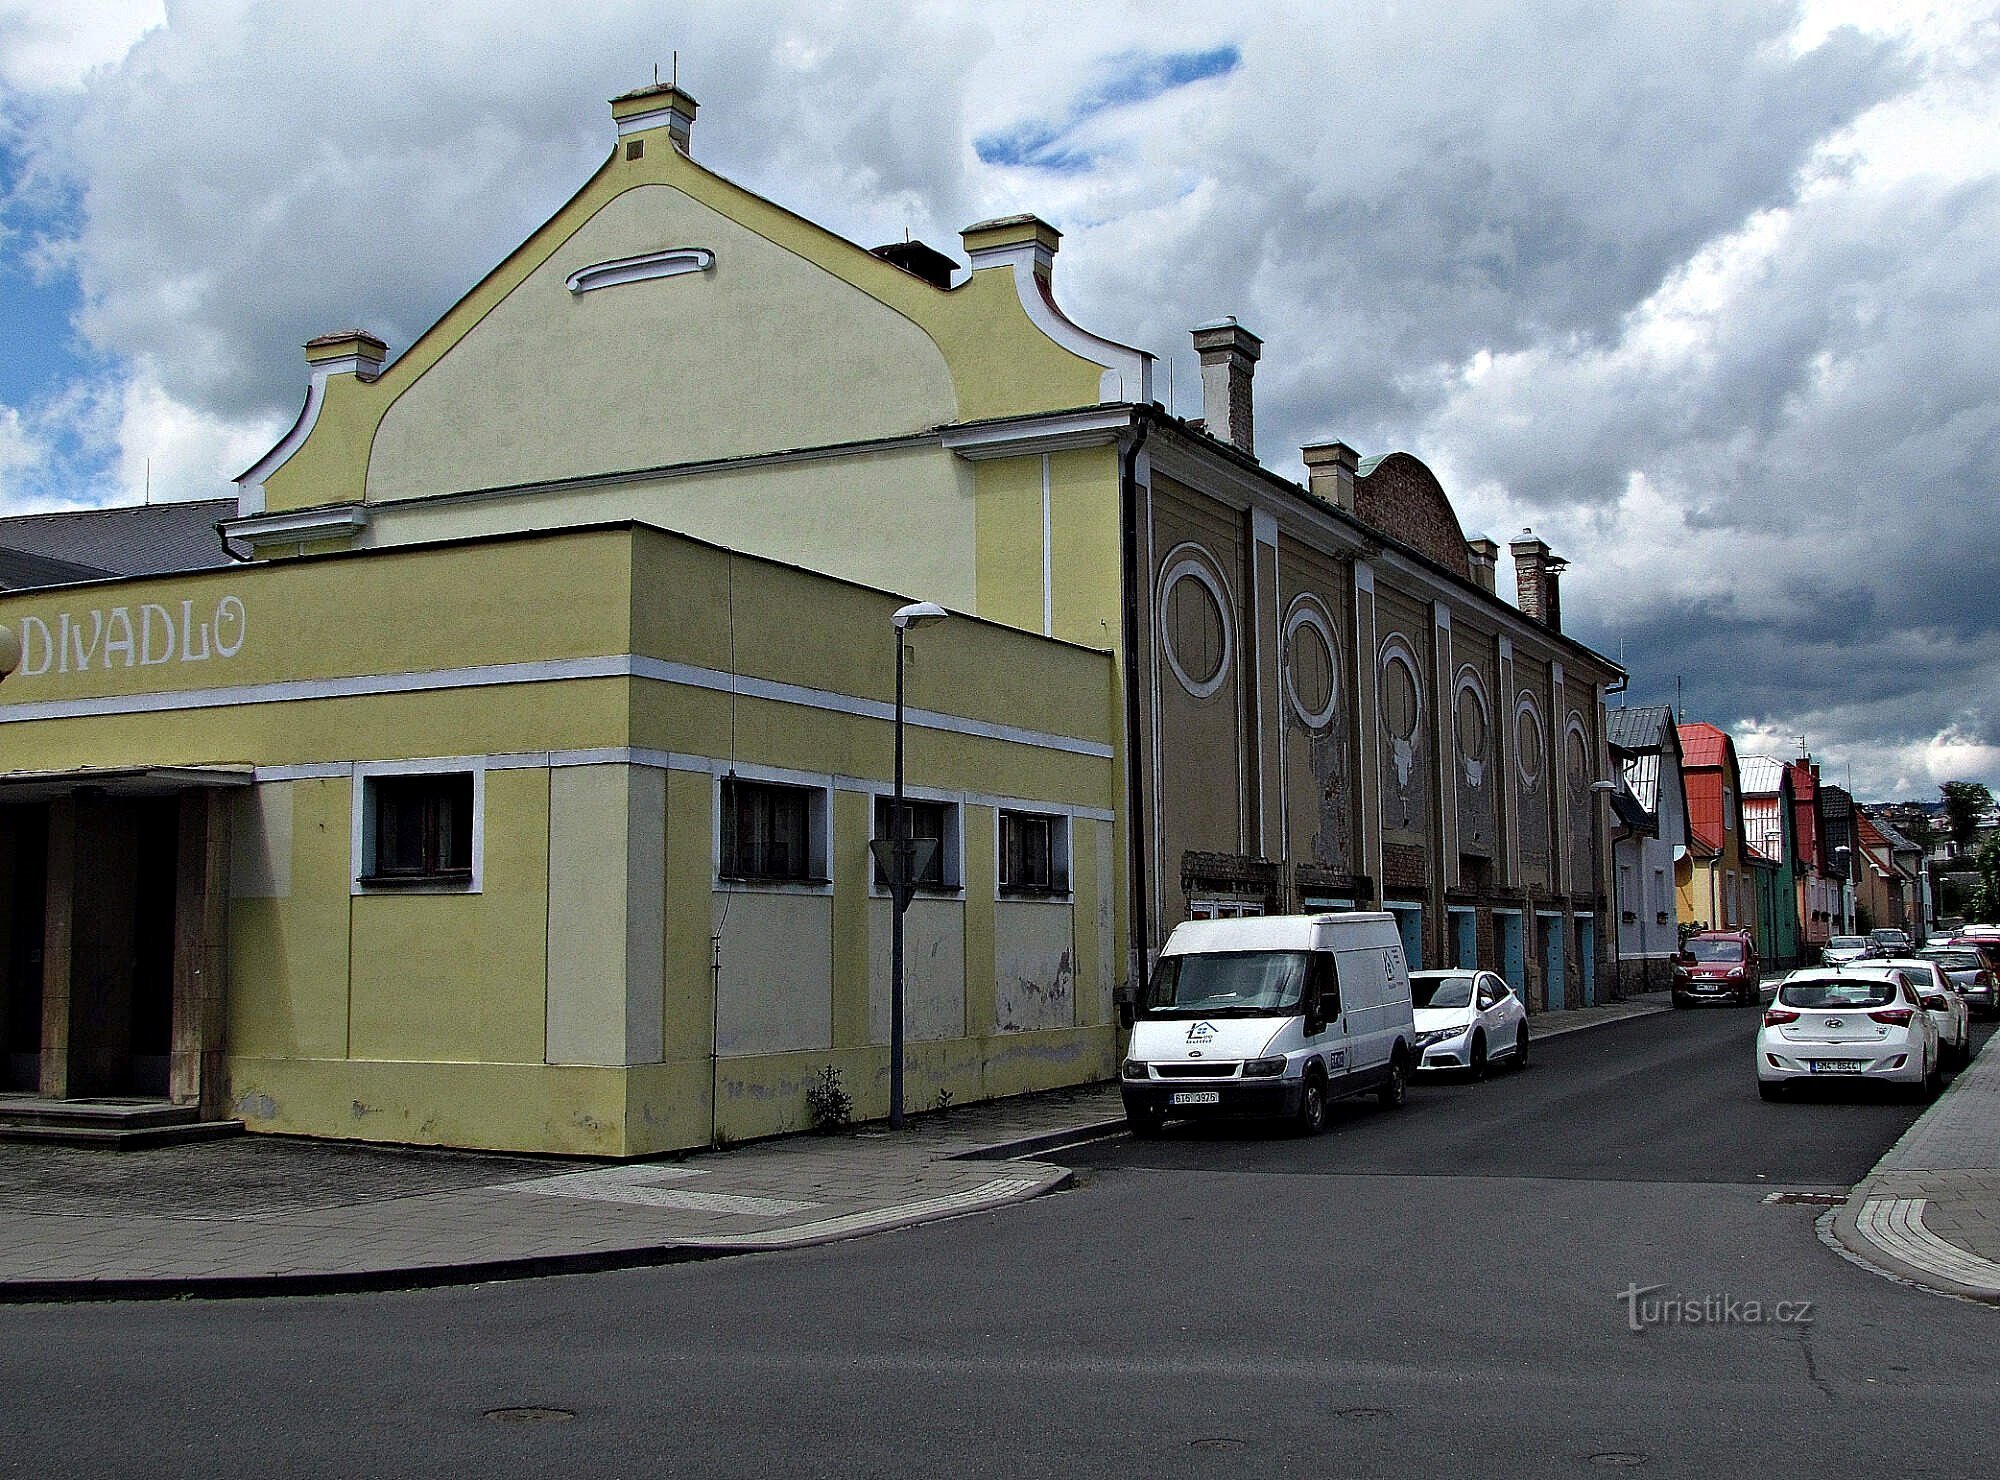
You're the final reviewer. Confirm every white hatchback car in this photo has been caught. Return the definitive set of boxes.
[1757,967,1940,1101]
[1410,969,1530,1076]
[1880,957,1972,1068]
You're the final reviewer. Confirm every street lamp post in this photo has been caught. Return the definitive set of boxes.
[884,601,947,1131]
[1833,845,1853,935]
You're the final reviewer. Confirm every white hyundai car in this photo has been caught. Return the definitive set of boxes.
[1880,957,1972,1068]
[1410,969,1530,1076]
[1757,966,1940,1101]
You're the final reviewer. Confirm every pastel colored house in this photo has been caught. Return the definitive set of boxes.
[1739,755,1802,966]
[1675,723,1758,941]
[1605,705,1690,990]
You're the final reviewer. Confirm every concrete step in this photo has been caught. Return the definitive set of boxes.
[0,1118,244,1150]
[0,1097,243,1150]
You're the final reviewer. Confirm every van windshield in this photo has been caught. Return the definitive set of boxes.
[1685,940,1745,963]
[1144,951,1308,1017]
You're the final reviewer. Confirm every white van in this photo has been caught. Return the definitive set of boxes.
[1118,913,1418,1135]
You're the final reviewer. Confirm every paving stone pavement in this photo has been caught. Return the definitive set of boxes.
[1831,1019,2000,1300]
[0,994,1667,1301]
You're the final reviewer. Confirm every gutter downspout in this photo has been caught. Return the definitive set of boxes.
[1119,411,1152,998]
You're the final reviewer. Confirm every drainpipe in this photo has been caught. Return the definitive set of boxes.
[1119,411,1153,998]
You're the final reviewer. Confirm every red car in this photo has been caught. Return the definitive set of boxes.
[1672,930,1762,1007]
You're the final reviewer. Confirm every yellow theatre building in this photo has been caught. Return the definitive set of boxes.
[0,82,1618,1155]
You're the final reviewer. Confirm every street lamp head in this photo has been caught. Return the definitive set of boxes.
[892,600,949,632]
[1589,779,1619,794]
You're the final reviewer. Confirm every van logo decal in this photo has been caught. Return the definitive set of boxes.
[1326,1050,1345,1070]
[1187,1022,1216,1043]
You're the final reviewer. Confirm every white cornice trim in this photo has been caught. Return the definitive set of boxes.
[565,247,714,295]
[941,407,1134,460]
[0,650,1114,761]
[222,504,369,548]
[615,103,694,138]
[233,355,385,519]
[967,244,1153,403]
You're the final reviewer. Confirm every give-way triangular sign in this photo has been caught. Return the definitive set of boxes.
[869,837,939,912]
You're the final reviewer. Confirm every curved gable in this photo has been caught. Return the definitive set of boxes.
[368,184,959,501]
[1353,452,1471,581]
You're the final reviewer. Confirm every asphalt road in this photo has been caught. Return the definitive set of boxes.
[4,1007,1995,1480]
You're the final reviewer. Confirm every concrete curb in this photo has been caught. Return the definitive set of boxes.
[1528,1000,1673,1042]
[1828,1032,2000,1304]
[0,1165,1074,1306]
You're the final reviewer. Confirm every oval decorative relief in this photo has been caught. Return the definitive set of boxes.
[1284,602,1339,729]
[1160,558,1231,699]
[1455,675,1488,787]
[1516,699,1545,791]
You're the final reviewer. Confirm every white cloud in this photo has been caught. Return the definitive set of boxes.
[0,0,1991,793]
[0,0,161,91]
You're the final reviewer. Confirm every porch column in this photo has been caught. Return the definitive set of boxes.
[171,790,232,1116]
[37,796,76,1099]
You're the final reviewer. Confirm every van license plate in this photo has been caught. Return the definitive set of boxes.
[1169,1091,1221,1106]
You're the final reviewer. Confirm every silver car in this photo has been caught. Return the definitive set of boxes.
[1822,935,1877,966]
[1920,946,1999,1018]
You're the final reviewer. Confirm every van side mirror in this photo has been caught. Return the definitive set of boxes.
[1304,1005,1325,1037]
[1115,988,1135,1029]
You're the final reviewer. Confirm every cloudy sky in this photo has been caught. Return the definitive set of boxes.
[2,0,1995,799]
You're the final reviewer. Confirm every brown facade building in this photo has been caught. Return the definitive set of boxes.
[1123,323,1621,1008]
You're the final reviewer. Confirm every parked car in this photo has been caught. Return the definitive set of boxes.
[1120,913,1417,1135]
[1869,928,1913,955]
[1757,966,1940,1101]
[1673,931,1762,1007]
[1410,969,1530,1076]
[1882,957,1972,1068]
[1919,944,2000,1019]
[1822,935,1878,966]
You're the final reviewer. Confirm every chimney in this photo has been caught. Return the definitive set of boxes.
[1467,537,1500,594]
[870,240,958,290]
[1301,441,1358,511]
[1191,317,1261,456]
[303,330,387,381]
[960,214,1062,282]
[1509,528,1567,631]
[609,82,698,155]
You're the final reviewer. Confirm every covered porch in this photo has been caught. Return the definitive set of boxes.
[0,766,246,1120]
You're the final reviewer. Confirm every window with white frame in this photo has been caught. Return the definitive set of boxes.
[872,795,960,891]
[360,770,476,888]
[999,809,1069,896]
[720,776,827,884]
[1188,898,1262,920]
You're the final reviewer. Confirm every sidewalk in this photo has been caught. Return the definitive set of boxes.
[0,994,1665,1302]
[0,1086,1119,1303]
[1828,1028,2000,1303]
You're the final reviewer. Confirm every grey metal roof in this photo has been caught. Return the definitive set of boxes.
[1606,704,1675,753]
[1869,813,1922,855]
[1609,774,1654,833]
[1621,750,1661,816]
[0,546,117,590]
[0,499,236,587]
[1738,754,1786,796]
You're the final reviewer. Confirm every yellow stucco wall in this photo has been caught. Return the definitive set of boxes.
[0,511,1118,1157]
[367,185,960,500]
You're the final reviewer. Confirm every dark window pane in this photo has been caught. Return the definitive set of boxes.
[371,774,474,879]
[723,779,814,881]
